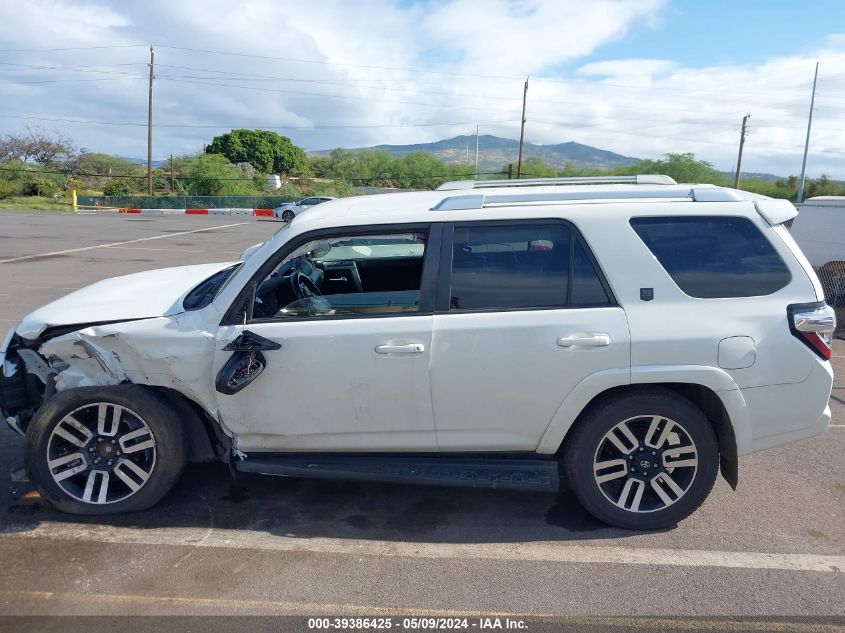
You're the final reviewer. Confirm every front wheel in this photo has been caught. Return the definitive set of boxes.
[281,209,295,223]
[25,385,187,515]
[563,389,719,530]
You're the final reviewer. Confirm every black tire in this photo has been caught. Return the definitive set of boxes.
[25,384,187,515]
[281,210,295,223]
[563,388,719,530]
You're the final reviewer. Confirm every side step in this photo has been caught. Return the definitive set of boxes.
[236,454,560,492]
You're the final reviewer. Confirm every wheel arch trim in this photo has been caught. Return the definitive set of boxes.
[537,365,752,485]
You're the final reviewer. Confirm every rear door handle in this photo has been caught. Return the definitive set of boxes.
[375,343,426,355]
[557,333,611,348]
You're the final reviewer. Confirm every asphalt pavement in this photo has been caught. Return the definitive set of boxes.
[0,211,842,627]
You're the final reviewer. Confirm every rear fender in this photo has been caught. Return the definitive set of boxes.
[537,365,751,457]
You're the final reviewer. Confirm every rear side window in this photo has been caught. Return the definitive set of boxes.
[630,216,791,298]
[448,223,612,310]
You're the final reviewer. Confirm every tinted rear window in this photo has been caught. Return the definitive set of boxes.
[630,216,791,298]
[450,224,570,310]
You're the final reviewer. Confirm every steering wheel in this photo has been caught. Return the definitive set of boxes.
[289,271,322,300]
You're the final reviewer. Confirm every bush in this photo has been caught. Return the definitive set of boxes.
[0,179,18,199]
[103,179,139,196]
[22,176,59,197]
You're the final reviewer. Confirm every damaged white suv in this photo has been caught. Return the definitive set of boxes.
[0,175,835,529]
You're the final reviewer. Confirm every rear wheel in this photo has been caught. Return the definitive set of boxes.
[281,209,295,223]
[25,385,186,515]
[563,389,719,530]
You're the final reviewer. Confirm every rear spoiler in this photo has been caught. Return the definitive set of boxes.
[753,198,798,225]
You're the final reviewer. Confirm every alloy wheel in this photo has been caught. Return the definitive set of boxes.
[592,415,698,513]
[46,402,157,505]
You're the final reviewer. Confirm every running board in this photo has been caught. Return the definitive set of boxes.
[236,455,560,492]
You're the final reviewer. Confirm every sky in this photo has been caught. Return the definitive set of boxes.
[1,0,844,178]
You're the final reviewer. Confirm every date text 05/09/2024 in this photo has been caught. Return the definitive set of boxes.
[307,617,528,630]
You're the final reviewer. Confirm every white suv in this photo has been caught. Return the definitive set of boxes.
[0,175,835,529]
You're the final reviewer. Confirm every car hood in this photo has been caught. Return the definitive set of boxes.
[16,261,237,340]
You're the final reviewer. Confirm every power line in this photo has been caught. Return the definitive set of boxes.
[4,76,145,84]
[155,44,523,81]
[0,44,147,52]
[152,44,825,101]
[2,110,843,156]
[0,62,146,71]
[0,112,511,129]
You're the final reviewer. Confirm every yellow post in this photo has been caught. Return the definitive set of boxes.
[71,189,78,214]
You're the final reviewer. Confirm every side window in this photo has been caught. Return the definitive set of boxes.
[630,216,792,298]
[449,224,570,310]
[571,238,612,305]
[253,231,428,319]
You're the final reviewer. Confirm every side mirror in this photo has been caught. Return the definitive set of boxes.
[310,241,332,258]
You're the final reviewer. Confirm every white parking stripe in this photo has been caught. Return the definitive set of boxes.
[3,530,842,573]
[0,222,247,264]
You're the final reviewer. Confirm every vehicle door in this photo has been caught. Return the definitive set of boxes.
[213,224,440,452]
[430,220,631,451]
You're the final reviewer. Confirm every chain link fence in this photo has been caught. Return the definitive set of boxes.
[815,262,845,336]
[77,189,409,209]
[76,195,300,209]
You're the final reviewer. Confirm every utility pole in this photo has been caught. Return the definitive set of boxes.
[169,154,175,193]
[797,61,819,203]
[474,125,479,180]
[146,45,155,195]
[507,163,513,180]
[516,76,528,178]
[733,114,750,189]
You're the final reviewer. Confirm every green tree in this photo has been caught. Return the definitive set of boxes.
[520,156,558,178]
[206,129,307,175]
[184,154,259,195]
[633,153,728,185]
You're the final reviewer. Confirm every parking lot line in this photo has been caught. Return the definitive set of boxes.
[0,222,248,264]
[4,532,842,573]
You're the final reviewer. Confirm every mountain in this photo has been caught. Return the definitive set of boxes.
[120,156,168,168]
[311,135,639,171]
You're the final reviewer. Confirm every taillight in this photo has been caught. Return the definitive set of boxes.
[788,302,836,360]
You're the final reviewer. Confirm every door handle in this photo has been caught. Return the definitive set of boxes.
[557,333,610,348]
[375,343,425,355]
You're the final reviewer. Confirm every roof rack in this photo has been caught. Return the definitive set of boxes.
[435,174,677,191]
[431,185,746,211]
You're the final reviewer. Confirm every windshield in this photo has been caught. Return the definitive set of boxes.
[183,263,243,310]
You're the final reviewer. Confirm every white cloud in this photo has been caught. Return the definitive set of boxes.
[0,1,842,178]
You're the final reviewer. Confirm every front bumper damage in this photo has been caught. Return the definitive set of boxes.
[1,326,50,435]
[1,317,233,444]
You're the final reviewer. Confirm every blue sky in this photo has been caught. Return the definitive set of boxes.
[587,1,845,68]
[0,1,843,177]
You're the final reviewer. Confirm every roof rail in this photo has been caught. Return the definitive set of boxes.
[435,174,677,191]
[430,185,744,211]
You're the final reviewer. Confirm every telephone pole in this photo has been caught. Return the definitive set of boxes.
[474,125,479,180]
[733,114,750,189]
[516,76,528,178]
[797,61,819,204]
[169,154,175,193]
[146,45,155,195]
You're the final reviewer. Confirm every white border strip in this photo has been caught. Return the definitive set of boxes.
[2,529,842,573]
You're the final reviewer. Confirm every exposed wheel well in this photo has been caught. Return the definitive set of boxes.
[149,387,230,463]
[561,383,738,489]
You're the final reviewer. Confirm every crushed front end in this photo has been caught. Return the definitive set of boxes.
[0,325,55,435]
